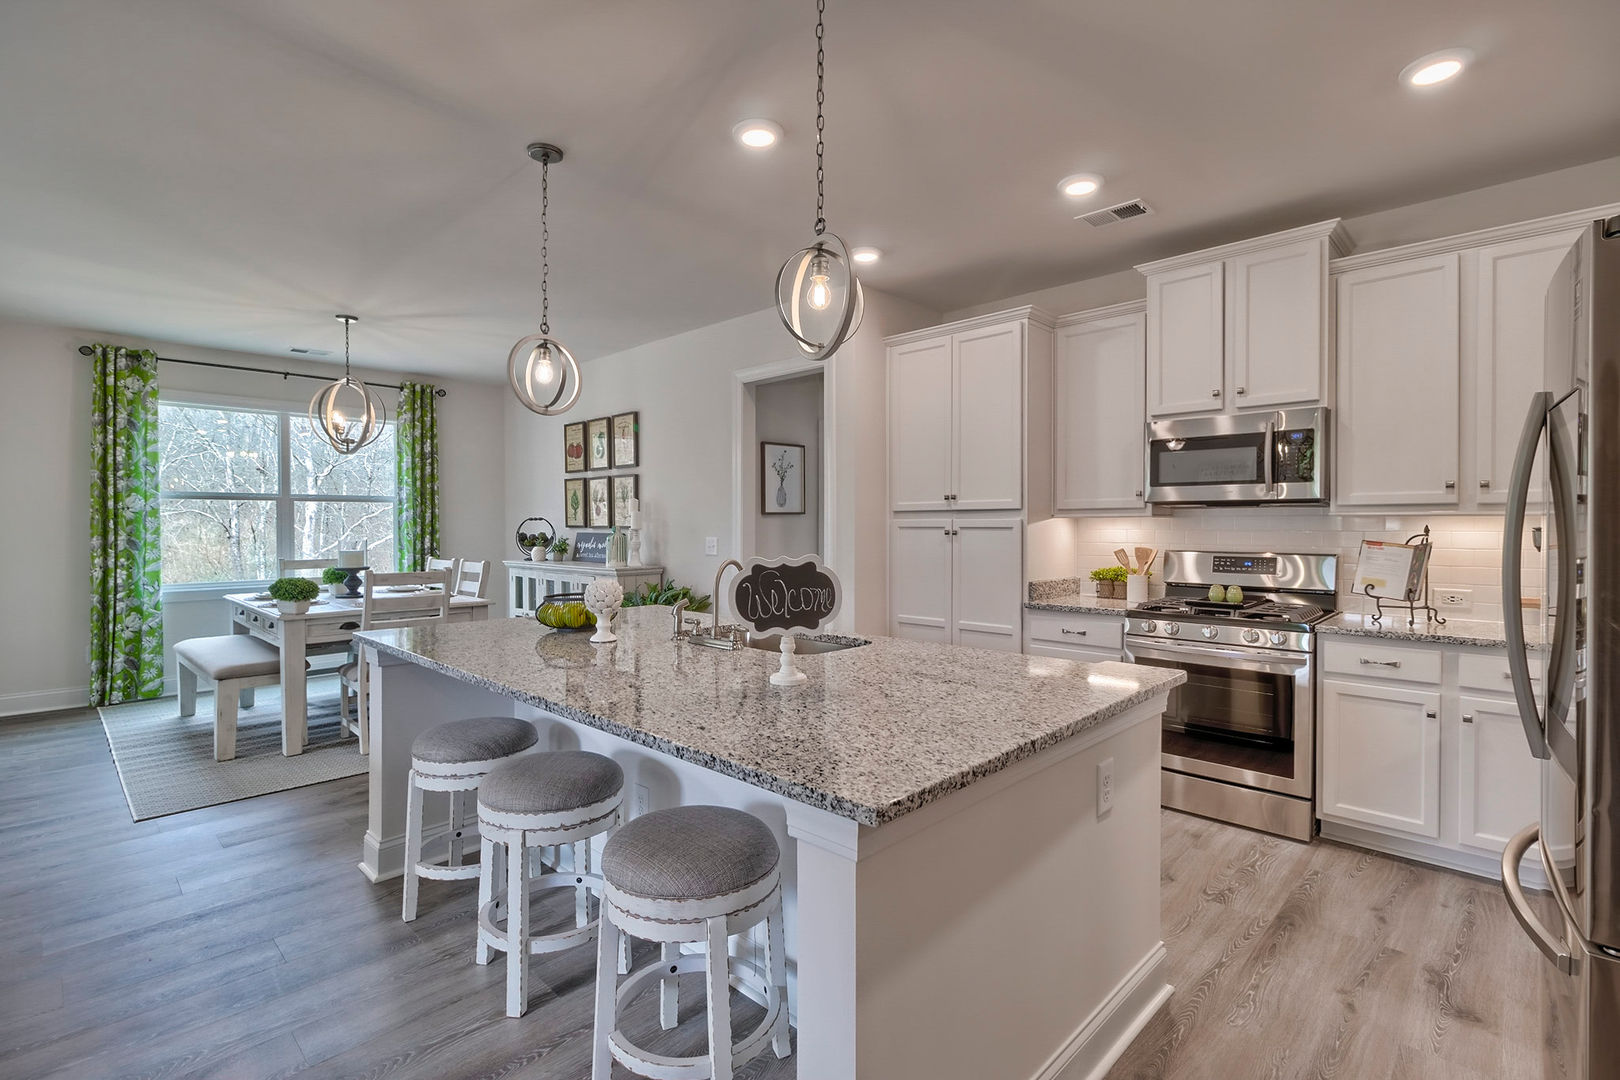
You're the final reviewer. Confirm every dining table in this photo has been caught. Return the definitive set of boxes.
[224,588,494,755]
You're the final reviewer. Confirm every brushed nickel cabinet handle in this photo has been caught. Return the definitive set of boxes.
[1463,713,1475,724]
[1236,387,1246,395]
[1210,389,1221,398]
[1425,709,1438,719]
[1445,480,1457,490]
[1480,480,1491,489]
[1359,658,1401,668]
[1061,628,1088,636]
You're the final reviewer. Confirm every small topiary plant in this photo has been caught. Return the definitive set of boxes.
[321,566,347,585]
[550,536,571,555]
[269,577,321,603]
[1089,566,1128,583]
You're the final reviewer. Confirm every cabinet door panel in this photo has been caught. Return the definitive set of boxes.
[889,337,954,511]
[953,323,1024,510]
[952,517,1022,652]
[1473,230,1583,504]
[1457,694,1542,854]
[1230,238,1324,409]
[1319,677,1441,839]
[1334,253,1460,507]
[1054,313,1146,511]
[889,518,953,642]
[1147,262,1224,417]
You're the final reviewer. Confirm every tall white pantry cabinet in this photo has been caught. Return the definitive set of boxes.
[885,308,1054,652]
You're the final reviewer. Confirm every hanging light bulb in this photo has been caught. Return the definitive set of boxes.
[309,314,386,455]
[775,0,863,361]
[508,143,582,415]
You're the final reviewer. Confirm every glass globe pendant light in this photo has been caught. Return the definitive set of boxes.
[308,314,386,455]
[775,0,863,362]
[508,142,582,415]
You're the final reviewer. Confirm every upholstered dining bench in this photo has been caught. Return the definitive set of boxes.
[175,634,287,761]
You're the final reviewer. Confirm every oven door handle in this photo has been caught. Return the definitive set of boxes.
[1125,639,1310,675]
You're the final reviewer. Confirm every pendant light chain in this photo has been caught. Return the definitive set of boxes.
[343,313,352,379]
[540,154,551,336]
[814,0,826,237]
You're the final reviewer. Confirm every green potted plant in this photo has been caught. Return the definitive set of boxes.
[268,576,321,615]
[320,566,347,595]
[548,536,571,562]
[1089,565,1128,600]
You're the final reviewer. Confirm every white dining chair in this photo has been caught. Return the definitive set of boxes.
[427,556,461,583]
[455,559,490,599]
[339,568,453,753]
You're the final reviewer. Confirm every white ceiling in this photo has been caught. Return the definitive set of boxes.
[1,0,1617,379]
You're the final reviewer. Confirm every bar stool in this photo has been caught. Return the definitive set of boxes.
[476,750,626,1018]
[592,805,792,1080]
[401,716,539,923]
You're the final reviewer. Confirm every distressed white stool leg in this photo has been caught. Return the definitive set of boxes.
[178,664,197,717]
[705,915,734,1080]
[355,660,370,755]
[238,685,256,710]
[591,911,620,1080]
[448,790,465,869]
[213,681,239,762]
[659,941,681,1029]
[573,841,590,929]
[476,836,496,965]
[767,907,791,1057]
[505,841,530,1017]
[401,771,424,922]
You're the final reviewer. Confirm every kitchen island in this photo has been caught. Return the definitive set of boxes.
[356,607,1183,1080]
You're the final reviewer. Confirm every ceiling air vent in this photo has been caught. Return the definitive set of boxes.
[1076,198,1154,227]
[289,347,332,356]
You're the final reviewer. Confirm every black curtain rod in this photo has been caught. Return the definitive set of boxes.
[75,346,448,397]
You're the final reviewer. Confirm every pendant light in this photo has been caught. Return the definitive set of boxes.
[308,314,386,455]
[508,142,582,415]
[775,0,863,362]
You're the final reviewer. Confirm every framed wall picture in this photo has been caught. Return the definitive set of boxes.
[611,474,639,526]
[761,441,806,515]
[563,422,586,474]
[586,416,611,470]
[611,411,639,468]
[564,478,586,528]
[587,476,612,527]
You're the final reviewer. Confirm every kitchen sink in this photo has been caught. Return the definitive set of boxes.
[743,632,869,655]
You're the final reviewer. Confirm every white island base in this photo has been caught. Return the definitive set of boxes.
[358,647,1169,1080]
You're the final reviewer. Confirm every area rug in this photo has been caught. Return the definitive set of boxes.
[97,676,367,821]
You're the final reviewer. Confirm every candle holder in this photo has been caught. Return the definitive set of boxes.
[338,565,369,599]
[628,527,643,567]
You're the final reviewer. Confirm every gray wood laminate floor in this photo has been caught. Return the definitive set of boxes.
[0,708,1546,1079]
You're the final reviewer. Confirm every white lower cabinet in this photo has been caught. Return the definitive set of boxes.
[1316,638,1543,879]
[889,516,1022,652]
[1022,609,1125,663]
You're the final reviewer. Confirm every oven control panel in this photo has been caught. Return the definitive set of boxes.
[1212,554,1277,575]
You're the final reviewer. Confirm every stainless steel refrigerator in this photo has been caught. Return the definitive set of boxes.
[1501,215,1620,1079]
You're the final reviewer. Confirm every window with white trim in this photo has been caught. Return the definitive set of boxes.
[157,401,396,586]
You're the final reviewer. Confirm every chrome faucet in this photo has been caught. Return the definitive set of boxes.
[670,597,689,639]
[712,558,743,638]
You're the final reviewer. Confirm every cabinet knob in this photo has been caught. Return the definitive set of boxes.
[1445,480,1457,490]
[1479,480,1491,489]
[1135,490,1143,498]
[1236,387,1246,396]
[1425,709,1438,719]
[1462,713,1475,724]
[1210,389,1222,398]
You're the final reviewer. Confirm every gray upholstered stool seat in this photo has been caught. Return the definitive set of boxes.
[480,751,625,816]
[175,635,280,679]
[411,716,538,766]
[601,804,780,900]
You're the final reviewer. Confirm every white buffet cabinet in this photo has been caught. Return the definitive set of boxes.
[1316,635,1542,882]
[503,560,664,618]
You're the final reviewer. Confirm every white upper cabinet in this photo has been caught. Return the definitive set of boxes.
[1139,220,1345,419]
[1334,252,1461,507]
[1053,305,1146,512]
[1145,262,1224,417]
[1473,229,1585,504]
[887,310,1050,514]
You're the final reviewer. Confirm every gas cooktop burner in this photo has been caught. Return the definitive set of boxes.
[1130,597,1329,626]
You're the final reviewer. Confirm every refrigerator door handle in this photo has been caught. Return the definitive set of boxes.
[1501,824,1579,976]
[1502,392,1553,760]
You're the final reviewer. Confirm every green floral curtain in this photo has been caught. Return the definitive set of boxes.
[395,382,440,572]
[89,344,164,706]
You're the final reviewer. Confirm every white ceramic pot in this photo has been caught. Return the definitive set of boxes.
[277,599,312,615]
[1125,574,1149,604]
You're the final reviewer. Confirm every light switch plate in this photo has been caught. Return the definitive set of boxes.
[1097,757,1115,818]
[704,536,718,556]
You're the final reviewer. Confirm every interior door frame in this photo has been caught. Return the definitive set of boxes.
[732,357,836,576]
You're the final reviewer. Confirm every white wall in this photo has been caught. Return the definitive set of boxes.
[0,317,507,714]
[753,373,823,560]
[504,288,936,635]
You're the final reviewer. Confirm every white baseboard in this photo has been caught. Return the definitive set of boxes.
[0,687,90,718]
[1040,942,1172,1080]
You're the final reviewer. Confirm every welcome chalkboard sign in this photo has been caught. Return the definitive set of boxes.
[729,555,842,636]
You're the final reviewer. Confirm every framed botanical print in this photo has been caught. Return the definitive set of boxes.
[611,473,638,526]
[563,422,586,474]
[587,476,612,527]
[564,478,586,528]
[611,411,639,468]
[761,441,805,514]
[586,416,611,470]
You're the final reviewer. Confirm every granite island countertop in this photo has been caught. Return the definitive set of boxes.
[358,606,1183,827]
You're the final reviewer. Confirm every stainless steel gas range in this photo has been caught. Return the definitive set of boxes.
[1123,550,1337,842]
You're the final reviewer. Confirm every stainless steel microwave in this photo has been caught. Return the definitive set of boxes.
[1144,407,1328,505]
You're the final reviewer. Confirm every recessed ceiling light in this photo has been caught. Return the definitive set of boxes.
[1058,173,1102,199]
[1400,49,1473,87]
[851,247,881,264]
[733,119,782,149]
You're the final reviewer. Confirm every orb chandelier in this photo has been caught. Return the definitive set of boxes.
[508,142,582,415]
[308,314,386,455]
[775,0,863,362]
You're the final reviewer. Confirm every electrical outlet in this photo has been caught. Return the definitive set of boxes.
[704,536,718,556]
[1097,757,1115,818]
[1436,587,1473,612]
[633,784,650,819]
